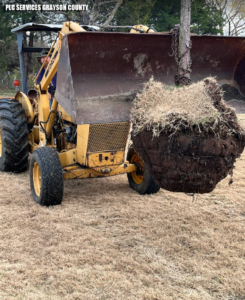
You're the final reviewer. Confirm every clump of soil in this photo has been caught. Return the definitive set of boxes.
[130,77,245,193]
[222,83,245,101]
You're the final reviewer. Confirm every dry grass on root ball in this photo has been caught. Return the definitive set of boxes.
[130,77,245,194]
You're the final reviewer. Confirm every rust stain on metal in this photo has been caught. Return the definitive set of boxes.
[123,53,131,62]
[133,53,153,77]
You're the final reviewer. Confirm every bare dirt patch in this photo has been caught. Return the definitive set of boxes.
[0,154,245,299]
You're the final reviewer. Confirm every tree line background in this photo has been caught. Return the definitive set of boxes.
[0,0,244,91]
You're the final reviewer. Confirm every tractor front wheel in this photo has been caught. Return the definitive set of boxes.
[30,147,64,206]
[127,147,160,195]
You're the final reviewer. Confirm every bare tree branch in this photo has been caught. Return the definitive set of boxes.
[213,0,245,35]
[90,1,100,24]
[98,1,117,6]
[102,0,123,26]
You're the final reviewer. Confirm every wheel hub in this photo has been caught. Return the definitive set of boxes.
[131,153,144,184]
[0,129,2,157]
[33,162,41,196]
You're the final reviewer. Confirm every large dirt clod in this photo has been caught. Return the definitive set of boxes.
[132,132,243,193]
[131,78,245,194]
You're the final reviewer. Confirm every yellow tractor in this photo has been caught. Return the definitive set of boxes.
[2,22,245,205]
[0,22,160,205]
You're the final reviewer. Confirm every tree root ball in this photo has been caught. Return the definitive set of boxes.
[132,132,244,193]
[131,78,245,193]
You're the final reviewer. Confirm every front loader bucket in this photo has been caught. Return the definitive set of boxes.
[56,32,245,124]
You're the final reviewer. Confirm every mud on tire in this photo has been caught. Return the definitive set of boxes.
[30,147,64,206]
[0,98,29,172]
[127,147,160,195]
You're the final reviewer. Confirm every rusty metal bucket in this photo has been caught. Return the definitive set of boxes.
[56,32,245,124]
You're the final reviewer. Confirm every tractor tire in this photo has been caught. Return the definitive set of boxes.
[30,147,64,206]
[127,147,160,195]
[0,98,29,172]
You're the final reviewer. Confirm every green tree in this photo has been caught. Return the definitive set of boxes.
[0,7,20,78]
[150,0,180,32]
[0,0,51,87]
[191,0,223,34]
[116,0,156,27]
[149,0,223,34]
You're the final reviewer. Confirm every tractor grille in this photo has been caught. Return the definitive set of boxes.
[87,122,130,152]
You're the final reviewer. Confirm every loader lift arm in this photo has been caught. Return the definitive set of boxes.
[34,22,86,145]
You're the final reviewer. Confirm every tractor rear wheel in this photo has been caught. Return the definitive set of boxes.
[127,147,160,195]
[0,98,29,172]
[30,147,64,206]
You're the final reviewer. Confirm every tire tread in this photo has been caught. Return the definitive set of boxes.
[30,147,63,206]
[0,98,29,172]
[127,147,160,195]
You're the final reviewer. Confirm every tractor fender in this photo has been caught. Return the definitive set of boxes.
[15,91,34,124]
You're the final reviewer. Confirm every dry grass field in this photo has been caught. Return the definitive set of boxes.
[0,92,244,299]
[0,153,244,300]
